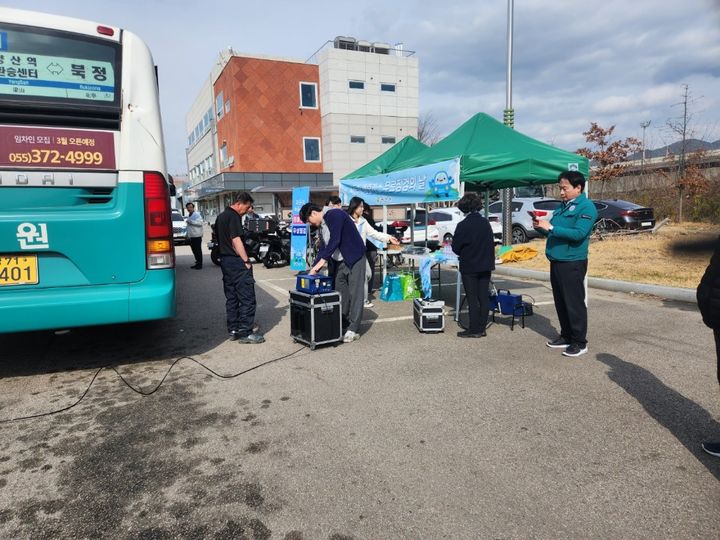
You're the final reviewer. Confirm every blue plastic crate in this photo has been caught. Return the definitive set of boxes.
[296,274,333,294]
[497,290,523,316]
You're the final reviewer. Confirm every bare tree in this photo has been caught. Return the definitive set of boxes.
[660,148,709,222]
[576,123,641,198]
[417,111,441,146]
[665,84,706,221]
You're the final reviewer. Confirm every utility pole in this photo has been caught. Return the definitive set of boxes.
[669,84,691,222]
[640,120,651,176]
[501,0,514,246]
[678,84,689,181]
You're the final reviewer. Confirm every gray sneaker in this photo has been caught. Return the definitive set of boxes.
[238,333,265,344]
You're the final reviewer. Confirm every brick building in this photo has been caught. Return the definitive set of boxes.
[184,39,418,218]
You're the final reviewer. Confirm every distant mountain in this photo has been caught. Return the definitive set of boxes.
[630,139,720,160]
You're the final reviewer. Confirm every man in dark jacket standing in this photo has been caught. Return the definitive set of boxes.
[215,192,265,344]
[534,170,597,357]
[452,193,496,338]
[300,202,366,343]
[697,237,720,457]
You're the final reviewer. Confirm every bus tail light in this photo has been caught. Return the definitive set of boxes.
[144,171,174,270]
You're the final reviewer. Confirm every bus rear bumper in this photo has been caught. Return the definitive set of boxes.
[0,270,176,334]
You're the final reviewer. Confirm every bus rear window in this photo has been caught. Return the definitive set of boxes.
[0,22,121,118]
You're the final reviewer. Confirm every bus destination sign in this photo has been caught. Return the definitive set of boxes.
[0,126,116,169]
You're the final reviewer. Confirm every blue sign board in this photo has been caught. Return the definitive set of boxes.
[339,158,461,206]
[290,186,310,271]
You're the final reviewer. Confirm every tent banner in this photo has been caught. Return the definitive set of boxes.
[290,186,310,271]
[340,158,461,206]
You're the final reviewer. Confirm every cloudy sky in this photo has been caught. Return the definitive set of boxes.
[7,0,720,174]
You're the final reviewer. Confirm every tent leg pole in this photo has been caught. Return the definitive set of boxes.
[383,205,388,284]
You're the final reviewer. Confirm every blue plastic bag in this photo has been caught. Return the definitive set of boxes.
[380,273,404,302]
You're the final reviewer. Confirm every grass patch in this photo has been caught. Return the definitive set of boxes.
[508,223,720,289]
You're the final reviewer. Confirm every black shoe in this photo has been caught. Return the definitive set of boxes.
[238,333,265,344]
[562,344,588,357]
[702,441,720,457]
[457,330,486,338]
[546,336,571,348]
[191,265,202,270]
[229,330,242,341]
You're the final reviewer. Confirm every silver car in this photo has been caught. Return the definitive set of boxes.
[428,207,502,244]
[171,210,188,245]
[488,197,562,244]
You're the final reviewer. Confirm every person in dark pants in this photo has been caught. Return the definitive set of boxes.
[185,203,204,269]
[697,237,720,457]
[322,196,343,285]
[534,170,598,357]
[215,192,265,344]
[301,202,366,343]
[452,193,496,338]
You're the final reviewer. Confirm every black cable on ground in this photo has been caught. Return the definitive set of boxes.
[0,346,306,424]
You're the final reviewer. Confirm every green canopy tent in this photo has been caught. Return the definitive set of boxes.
[389,112,589,188]
[342,135,429,180]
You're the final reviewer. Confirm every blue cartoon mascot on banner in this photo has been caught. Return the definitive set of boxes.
[429,170,454,198]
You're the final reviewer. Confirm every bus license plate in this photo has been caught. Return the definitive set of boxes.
[0,255,39,286]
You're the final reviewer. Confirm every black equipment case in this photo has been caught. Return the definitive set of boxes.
[290,290,342,350]
[413,298,445,333]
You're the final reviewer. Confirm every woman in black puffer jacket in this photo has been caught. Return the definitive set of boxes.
[452,193,496,338]
[697,237,720,457]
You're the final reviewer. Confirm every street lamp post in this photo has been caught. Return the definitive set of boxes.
[640,120,651,177]
[501,0,515,246]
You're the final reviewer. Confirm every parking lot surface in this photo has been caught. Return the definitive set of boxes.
[0,246,718,538]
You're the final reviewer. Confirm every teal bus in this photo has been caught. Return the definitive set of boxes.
[0,8,175,333]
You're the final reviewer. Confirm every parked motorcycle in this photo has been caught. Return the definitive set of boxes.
[208,222,221,266]
[261,221,291,268]
[208,219,291,268]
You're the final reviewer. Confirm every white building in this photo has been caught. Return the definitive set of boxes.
[317,37,419,180]
[185,74,217,192]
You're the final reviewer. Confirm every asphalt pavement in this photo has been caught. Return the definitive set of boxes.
[0,245,718,539]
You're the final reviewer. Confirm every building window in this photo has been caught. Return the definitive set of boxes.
[381,83,396,92]
[381,136,396,144]
[350,135,366,143]
[303,137,321,162]
[216,91,224,120]
[220,142,228,166]
[299,82,318,109]
[224,100,231,114]
[348,80,365,90]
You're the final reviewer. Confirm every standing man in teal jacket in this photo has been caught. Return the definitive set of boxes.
[533,171,598,357]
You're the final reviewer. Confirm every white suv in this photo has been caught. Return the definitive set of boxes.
[487,198,562,244]
[428,207,502,245]
[171,210,188,245]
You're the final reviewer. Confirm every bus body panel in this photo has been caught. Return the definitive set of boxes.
[0,182,146,287]
[0,269,175,333]
[117,32,168,174]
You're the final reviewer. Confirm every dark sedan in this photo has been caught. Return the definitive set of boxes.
[592,199,656,230]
